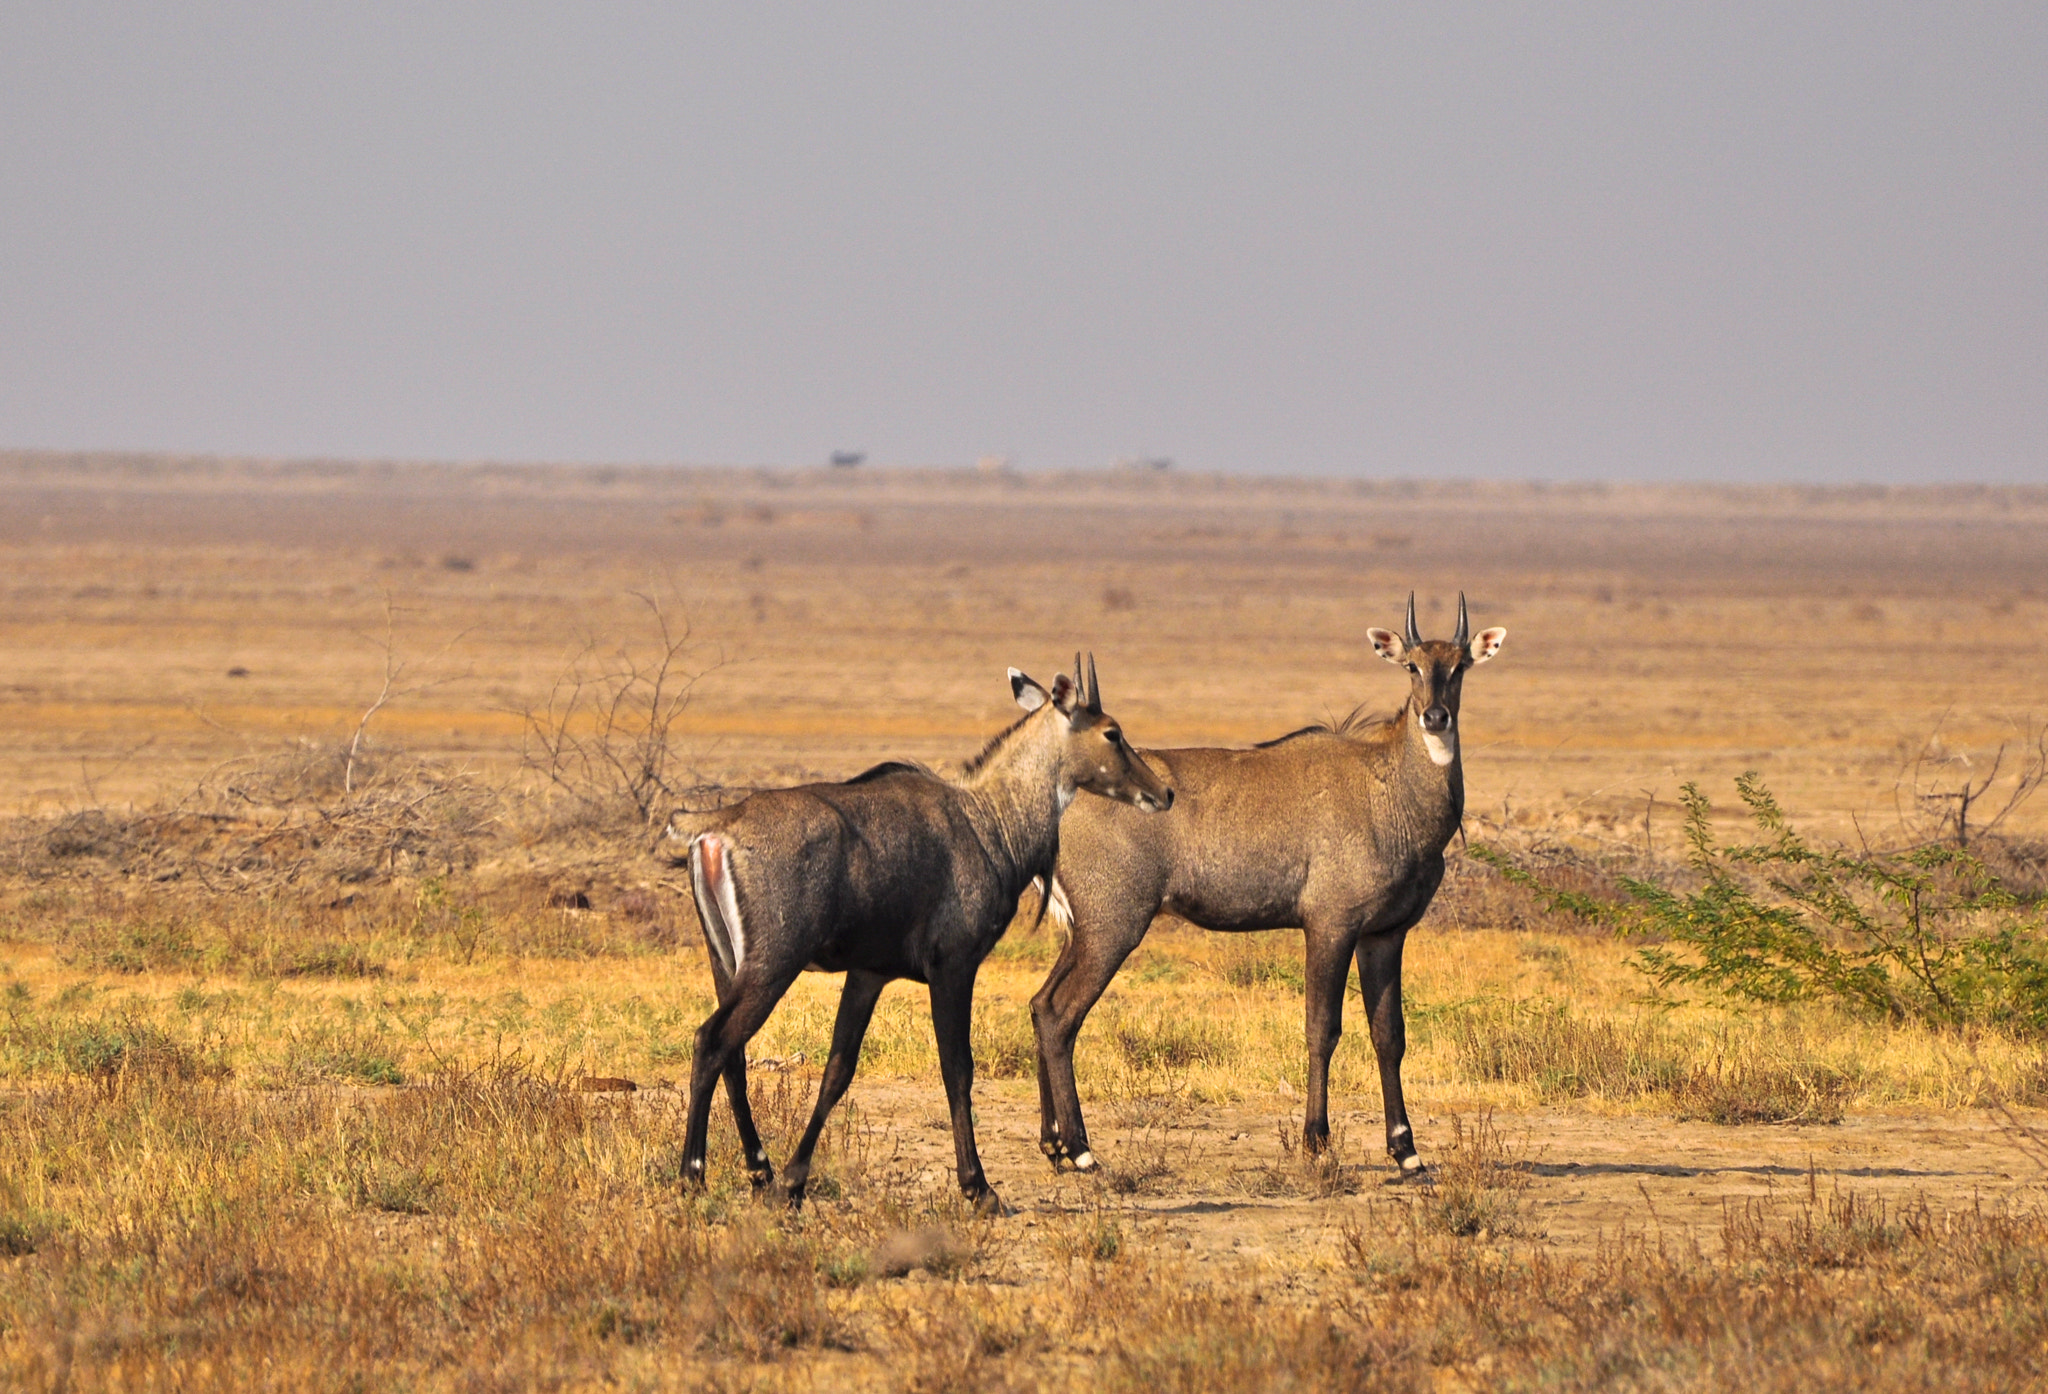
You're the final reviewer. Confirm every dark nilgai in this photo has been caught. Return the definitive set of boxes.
[1030,594,1504,1175]
[664,656,1173,1213]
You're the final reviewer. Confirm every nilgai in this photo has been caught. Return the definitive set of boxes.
[663,657,1173,1213]
[1030,594,1504,1175]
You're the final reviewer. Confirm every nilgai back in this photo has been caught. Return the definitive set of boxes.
[663,656,1172,1213]
[1031,594,1504,1174]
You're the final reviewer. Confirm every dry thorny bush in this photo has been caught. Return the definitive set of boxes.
[5,589,731,909]
[4,742,498,894]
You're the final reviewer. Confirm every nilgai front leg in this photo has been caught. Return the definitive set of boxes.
[1030,901,1155,1172]
[1357,926,1422,1173]
[780,968,888,1205]
[930,964,1002,1213]
[1301,919,1362,1155]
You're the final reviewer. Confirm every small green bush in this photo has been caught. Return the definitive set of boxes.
[1478,775,2048,1035]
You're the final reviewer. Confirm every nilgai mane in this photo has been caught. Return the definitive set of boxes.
[1030,594,1505,1175]
[663,657,1173,1213]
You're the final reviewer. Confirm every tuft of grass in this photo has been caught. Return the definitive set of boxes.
[970,1002,1036,1079]
[1443,997,1855,1123]
[0,1211,56,1256]
[1049,1210,1125,1264]
[358,1164,439,1215]
[1675,1053,1851,1125]
[1418,1111,1533,1239]
[1216,933,1306,992]
[1110,1014,1230,1072]
[1445,998,1685,1102]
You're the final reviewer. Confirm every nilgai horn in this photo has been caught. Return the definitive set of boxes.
[662,656,1173,1213]
[1029,593,1505,1175]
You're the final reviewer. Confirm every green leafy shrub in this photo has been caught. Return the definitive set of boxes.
[1478,775,2048,1034]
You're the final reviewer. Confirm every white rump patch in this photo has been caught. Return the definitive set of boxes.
[689,834,747,978]
[1423,730,1458,767]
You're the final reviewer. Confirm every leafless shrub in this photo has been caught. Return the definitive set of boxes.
[340,596,472,795]
[1898,715,2048,850]
[518,590,723,829]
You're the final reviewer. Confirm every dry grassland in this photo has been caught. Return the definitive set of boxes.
[2,453,2047,1390]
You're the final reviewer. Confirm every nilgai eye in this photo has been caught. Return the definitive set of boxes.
[1106,729,1123,744]
[1406,664,1419,674]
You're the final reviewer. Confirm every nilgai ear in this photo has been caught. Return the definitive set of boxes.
[1010,668,1050,712]
[1468,627,1507,665]
[1367,628,1408,666]
[1049,672,1080,715]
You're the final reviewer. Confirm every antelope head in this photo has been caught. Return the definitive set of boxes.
[1366,593,1507,768]
[1009,653,1174,812]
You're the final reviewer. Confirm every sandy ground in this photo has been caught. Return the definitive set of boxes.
[595,1075,2048,1283]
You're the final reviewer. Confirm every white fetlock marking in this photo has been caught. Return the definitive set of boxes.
[1401,1154,1424,1172]
[1072,1150,1096,1172]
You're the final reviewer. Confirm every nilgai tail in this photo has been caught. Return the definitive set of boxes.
[1030,593,1505,1175]
[662,654,1172,1214]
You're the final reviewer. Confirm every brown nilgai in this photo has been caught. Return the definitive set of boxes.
[662,656,1173,1214]
[1030,594,1505,1176]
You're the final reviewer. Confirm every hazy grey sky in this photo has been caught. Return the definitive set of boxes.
[2,4,2043,482]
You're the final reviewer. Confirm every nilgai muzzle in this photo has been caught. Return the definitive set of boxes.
[1030,594,1504,1174]
[662,656,1172,1213]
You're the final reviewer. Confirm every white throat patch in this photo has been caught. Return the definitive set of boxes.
[1422,730,1458,767]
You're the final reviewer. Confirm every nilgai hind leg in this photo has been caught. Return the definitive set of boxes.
[779,969,888,1204]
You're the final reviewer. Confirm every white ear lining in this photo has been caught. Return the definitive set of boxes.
[1366,628,1407,666]
[1468,627,1507,664]
[1010,668,1049,711]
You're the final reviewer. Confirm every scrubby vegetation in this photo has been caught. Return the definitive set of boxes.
[1479,774,2048,1036]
